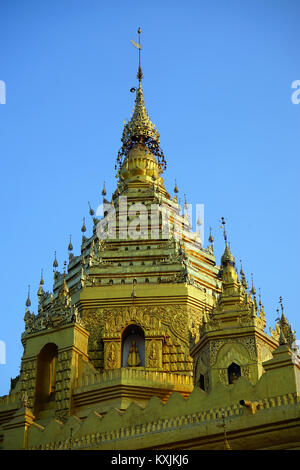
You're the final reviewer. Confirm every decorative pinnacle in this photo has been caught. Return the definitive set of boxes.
[130,28,143,81]
[38,270,44,298]
[137,28,143,82]
[53,251,58,269]
[250,273,256,296]
[68,235,73,252]
[81,217,86,233]
[102,181,106,196]
[117,29,166,173]
[279,296,284,315]
[258,288,262,307]
[88,201,95,216]
[25,285,31,307]
[220,217,227,245]
[208,227,214,244]
[174,179,179,194]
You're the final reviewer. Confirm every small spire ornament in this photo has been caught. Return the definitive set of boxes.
[220,217,227,245]
[37,270,44,299]
[68,235,73,252]
[40,268,44,286]
[174,179,179,194]
[88,201,95,216]
[258,288,262,307]
[53,251,58,269]
[81,217,86,233]
[25,285,31,307]
[250,273,256,296]
[208,227,214,244]
[102,182,106,196]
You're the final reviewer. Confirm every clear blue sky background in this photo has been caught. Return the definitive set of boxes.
[0,0,299,395]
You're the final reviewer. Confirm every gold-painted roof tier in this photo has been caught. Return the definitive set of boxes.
[118,143,165,187]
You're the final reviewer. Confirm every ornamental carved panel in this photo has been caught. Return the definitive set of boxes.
[145,340,162,369]
[104,341,121,369]
[81,304,201,372]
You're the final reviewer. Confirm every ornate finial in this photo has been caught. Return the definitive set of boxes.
[279,296,285,316]
[275,300,296,347]
[68,235,73,252]
[131,27,143,82]
[117,30,166,173]
[239,260,247,289]
[53,251,58,269]
[40,269,44,286]
[220,217,227,245]
[101,182,106,196]
[208,227,214,244]
[221,224,235,266]
[88,201,95,216]
[258,288,262,307]
[174,179,179,194]
[25,285,31,307]
[37,270,44,299]
[81,217,86,233]
[250,273,256,296]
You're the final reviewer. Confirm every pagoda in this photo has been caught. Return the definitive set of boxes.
[0,30,300,450]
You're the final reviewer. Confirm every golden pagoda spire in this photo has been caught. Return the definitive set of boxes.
[117,28,166,172]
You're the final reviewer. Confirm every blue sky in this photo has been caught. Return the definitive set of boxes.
[0,0,299,395]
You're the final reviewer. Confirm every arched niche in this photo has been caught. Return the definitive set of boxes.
[215,342,250,369]
[35,343,58,414]
[228,362,241,384]
[122,324,145,367]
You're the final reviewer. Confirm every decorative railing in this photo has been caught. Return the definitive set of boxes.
[74,368,194,390]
